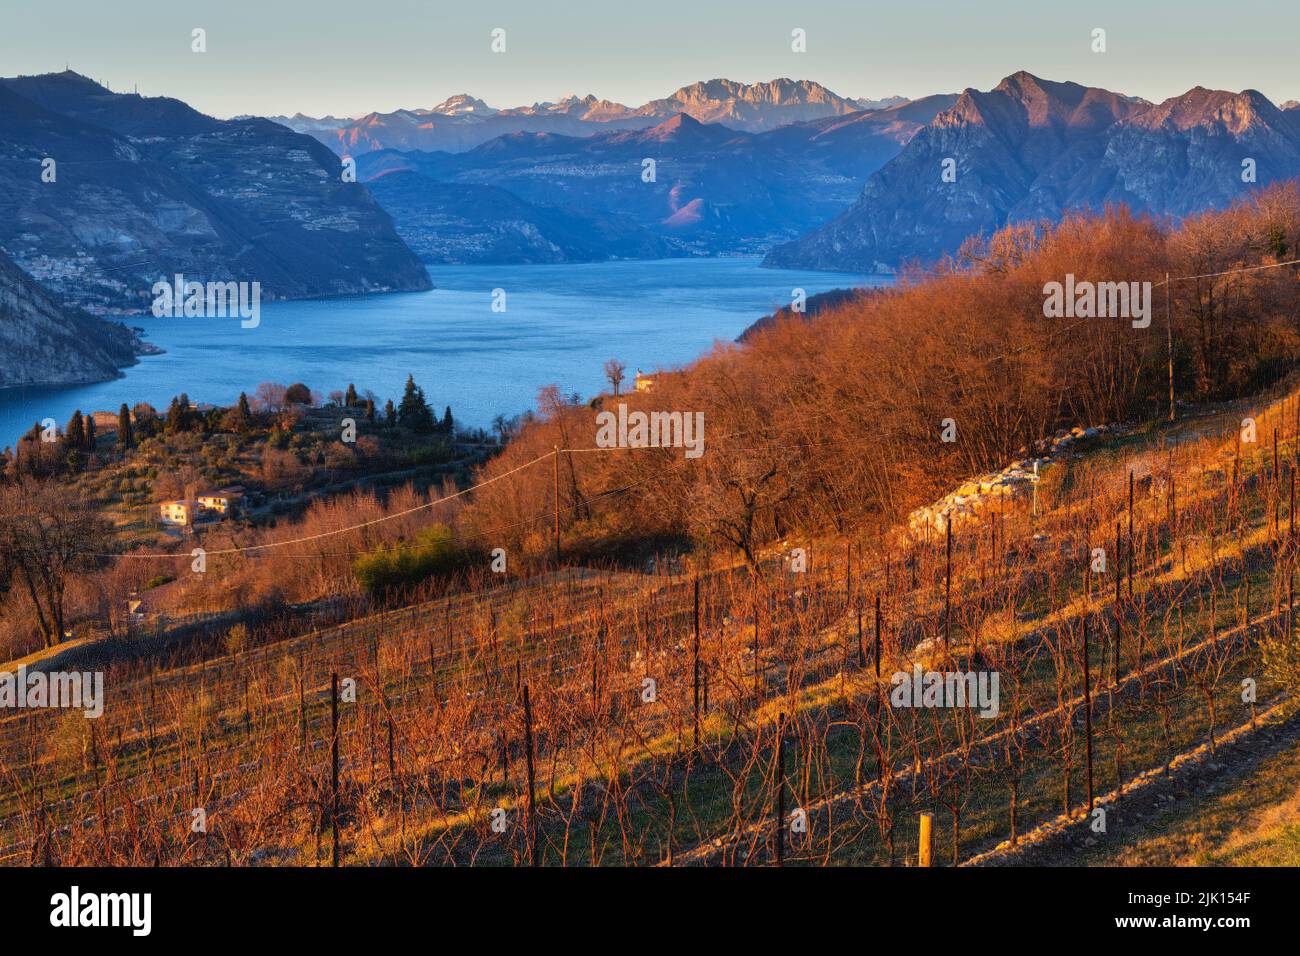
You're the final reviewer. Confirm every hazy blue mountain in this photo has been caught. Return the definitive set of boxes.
[353,97,956,257]
[0,70,430,315]
[366,169,672,263]
[765,72,1300,272]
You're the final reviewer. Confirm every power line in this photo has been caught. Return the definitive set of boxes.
[66,250,1300,562]
[1153,256,1300,286]
[95,447,555,558]
[84,423,881,561]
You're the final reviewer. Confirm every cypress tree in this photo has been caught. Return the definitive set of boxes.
[167,395,192,433]
[66,410,85,449]
[117,403,133,450]
[224,396,249,433]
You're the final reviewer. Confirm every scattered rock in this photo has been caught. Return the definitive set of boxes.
[906,422,1125,537]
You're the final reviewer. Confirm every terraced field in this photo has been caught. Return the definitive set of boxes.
[4,381,1299,867]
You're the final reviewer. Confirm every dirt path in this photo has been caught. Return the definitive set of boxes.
[963,694,1299,866]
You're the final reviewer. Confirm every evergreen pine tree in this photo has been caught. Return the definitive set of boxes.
[441,405,453,434]
[397,375,434,432]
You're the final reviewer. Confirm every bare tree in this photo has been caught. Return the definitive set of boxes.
[0,479,108,648]
[253,381,288,413]
[603,359,627,397]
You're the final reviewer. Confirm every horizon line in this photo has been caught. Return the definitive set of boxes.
[14,65,1299,122]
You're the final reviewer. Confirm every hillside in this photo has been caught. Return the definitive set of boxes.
[0,71,430,315]
[4,358,1298,867]
[3,192,1300,868]
[0,246,139,388]
[766,71,1300,272]
[366,170,672,263]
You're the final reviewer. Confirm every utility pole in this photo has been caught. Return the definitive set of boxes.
[944,518,952,651]
[1166,272,1175,422]
[918,813,933,867]
[874,591,882,678]
[552,446,560,566]
[1082,617,1094,815]
[774,713,786,866]
[331,672,339,867]
[1128,470,1135,602]
[1115,519,1123,687]
[523,684,537,865]
[693,577,701,747]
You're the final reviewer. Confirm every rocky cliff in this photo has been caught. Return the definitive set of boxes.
[0,247,138,388]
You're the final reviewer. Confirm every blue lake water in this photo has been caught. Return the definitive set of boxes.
[1,258,882,447]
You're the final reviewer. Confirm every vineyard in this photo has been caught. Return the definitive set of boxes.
[3,378,1299,868]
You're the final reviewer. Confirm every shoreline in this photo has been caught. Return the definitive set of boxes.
[0,259,877,446]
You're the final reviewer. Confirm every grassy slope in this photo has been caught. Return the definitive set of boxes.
[1082,729,1300,866]
[6,377,1300,866]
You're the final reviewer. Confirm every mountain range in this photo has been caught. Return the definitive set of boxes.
[354,96,958,261]
[270,78,900,155]
[310,71,1300,270]
[766,72,1300,271]
[6,68,1300,383]
[0,70,430,317]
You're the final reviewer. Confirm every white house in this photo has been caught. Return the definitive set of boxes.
[159,499,197,526]
[196,487,241,515]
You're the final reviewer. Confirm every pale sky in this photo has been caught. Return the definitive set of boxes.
[2,0,1297,118]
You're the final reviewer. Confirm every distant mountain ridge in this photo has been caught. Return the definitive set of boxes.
[271,78,906,154]
[0,70,430,315]
[8,66,1293,314]
[634,78,860,129]
[353,97,959,261]
[765,71,1300,272]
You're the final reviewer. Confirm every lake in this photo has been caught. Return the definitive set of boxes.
[0,258,882,447]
